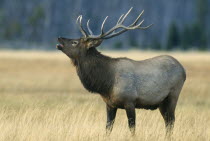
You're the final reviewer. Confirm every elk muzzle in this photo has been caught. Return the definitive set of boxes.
[56,37,65,50]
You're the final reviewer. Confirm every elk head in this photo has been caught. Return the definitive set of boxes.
[57,7,152,59]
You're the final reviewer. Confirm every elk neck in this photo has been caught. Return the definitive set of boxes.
[73,48,116,96]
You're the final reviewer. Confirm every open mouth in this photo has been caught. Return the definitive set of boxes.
[57,37,65,50]
[56,44,64,50]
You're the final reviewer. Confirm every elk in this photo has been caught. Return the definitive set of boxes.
[56,7,186,135]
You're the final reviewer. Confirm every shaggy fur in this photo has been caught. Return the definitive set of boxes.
[73,48,116,95]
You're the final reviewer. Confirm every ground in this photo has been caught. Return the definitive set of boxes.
[0,50,209,141]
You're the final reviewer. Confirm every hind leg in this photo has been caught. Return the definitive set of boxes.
[159,85,183,135]
[125,103,136,136]
[159,96,176,134]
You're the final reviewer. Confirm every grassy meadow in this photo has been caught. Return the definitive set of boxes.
[0,50,210,141]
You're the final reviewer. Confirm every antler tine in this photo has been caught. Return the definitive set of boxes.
[76,15,80,23]
[103,20,145,39]
[130,19,153,30]
[100,16,108,35]
[117,14,124,24]
[104,21,153,39]
[76,15,88,38]
[98,7,135,38]
[119,7,133,24]
[133,19,145,29]
[137,23,154,29]
[131,10,144,26]
[87,19,94,35]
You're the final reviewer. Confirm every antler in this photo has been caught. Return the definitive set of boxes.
[76,7,153,40]
[76,15,88,38]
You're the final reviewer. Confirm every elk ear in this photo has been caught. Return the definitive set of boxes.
[86,39,103,49]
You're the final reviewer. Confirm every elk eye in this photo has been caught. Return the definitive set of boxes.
[72,41,78,46]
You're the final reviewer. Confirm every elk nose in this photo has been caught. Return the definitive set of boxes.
[56,44,64,50]
[57,37,65,50]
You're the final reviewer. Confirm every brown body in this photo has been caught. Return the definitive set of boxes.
[56,8,186,136]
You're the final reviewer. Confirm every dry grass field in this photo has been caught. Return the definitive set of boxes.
[0,50,210,141]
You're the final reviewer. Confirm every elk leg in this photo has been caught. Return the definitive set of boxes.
[159,83,183,137]
[125,104,136,136]
[159,95,176,136]
[106,104,117,135]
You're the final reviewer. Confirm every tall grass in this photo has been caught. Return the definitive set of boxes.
[0,50,209,141]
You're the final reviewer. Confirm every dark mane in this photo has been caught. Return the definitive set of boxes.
[73,48,116,96]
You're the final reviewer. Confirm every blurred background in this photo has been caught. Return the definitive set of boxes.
[0,0,209,50]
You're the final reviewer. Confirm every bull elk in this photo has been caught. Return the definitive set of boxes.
[56,7,186,135]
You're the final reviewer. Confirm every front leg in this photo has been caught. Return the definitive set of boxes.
[106,104,117,135]
[125,103,136,136]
